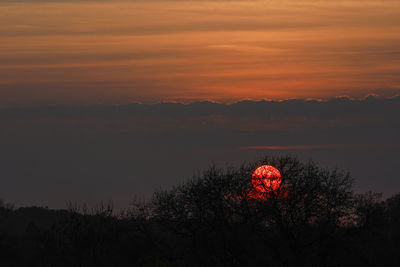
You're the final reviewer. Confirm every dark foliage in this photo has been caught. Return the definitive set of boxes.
[0,156,399,266]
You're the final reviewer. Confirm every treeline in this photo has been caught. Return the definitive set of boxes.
[1,156,399,266]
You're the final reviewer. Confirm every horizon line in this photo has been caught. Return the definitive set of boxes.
[1,93,400,110]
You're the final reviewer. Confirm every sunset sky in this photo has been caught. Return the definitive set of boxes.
[1,0,400,208]
[1,0,400,107]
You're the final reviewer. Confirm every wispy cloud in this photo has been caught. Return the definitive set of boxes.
[1,0,400,106]
[242,144,390,150]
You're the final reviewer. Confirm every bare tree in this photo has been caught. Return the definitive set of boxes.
[147,156,355,266]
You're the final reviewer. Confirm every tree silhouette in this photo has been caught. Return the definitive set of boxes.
[146,156,355,266]
[0,156,399,266]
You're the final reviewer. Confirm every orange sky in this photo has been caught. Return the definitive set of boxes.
[1,0,400,107]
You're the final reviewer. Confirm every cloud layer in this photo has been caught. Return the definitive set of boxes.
[1,0,400,106]
[1,96,399,208]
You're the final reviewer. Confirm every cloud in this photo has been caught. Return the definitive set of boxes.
[243,144,400,150]
[1,96,399,208]
[244,145,353,150]
[2,94,399,120]
[1,0,400,105]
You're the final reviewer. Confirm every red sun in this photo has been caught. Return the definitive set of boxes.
[252,165,282,193]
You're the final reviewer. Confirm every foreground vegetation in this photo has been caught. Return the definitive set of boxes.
[1,156,399,266]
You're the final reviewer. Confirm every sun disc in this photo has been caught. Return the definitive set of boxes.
[252,165,282,193]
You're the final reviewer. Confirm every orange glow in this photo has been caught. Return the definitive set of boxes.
[252,165,282,194]
[1,1,400,106]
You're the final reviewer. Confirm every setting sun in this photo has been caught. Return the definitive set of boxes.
[252,165,282,194]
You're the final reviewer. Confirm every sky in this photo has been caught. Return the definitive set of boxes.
[1,0,400,107]
[1,97,399,208]
[1,0,399,208]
